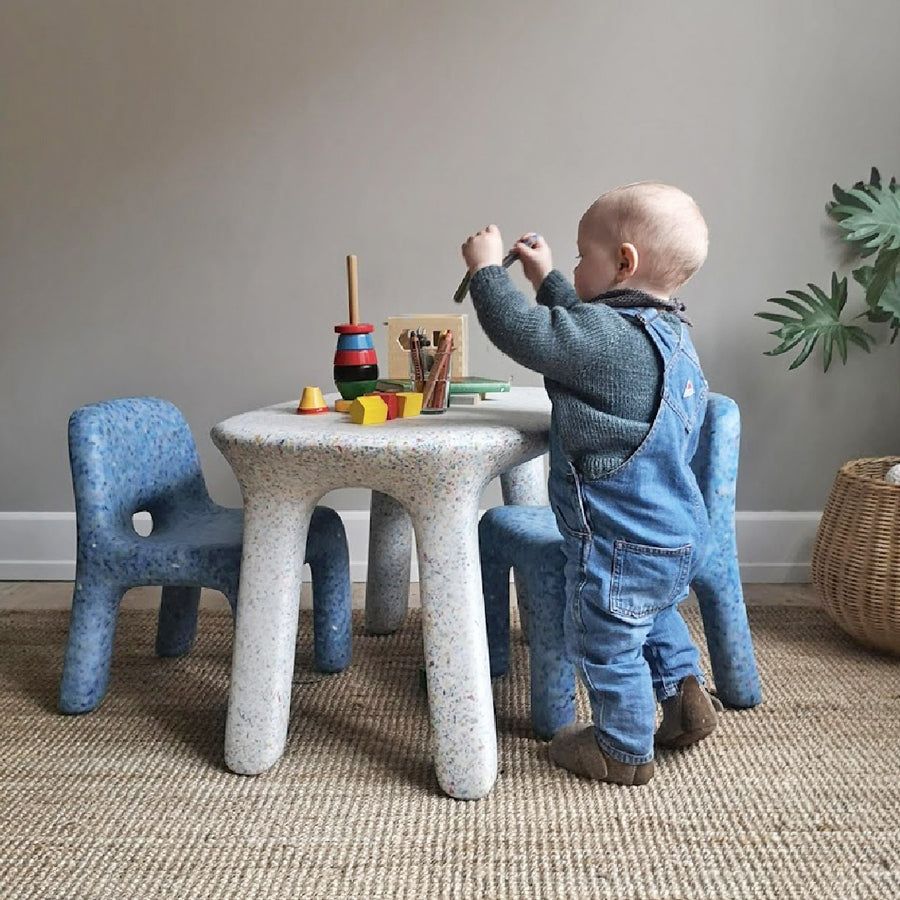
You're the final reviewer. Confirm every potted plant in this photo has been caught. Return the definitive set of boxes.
[756,169,900,655]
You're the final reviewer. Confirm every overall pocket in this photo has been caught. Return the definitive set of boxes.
[609,540,693,619]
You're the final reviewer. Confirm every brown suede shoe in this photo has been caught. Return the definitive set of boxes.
[549,724,655,785]
[655,675,723,749]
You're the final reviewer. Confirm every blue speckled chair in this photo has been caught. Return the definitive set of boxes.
[60,397,352,714]
[479,392,763,740]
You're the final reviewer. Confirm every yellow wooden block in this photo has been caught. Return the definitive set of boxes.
[396,392,423,418]
[334,399,353,413]
[349,395,388,425]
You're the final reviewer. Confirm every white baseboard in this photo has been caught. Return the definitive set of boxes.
[733,511,820,583]
[0,509,820,584]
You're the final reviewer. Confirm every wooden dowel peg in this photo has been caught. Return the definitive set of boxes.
[347,254,359,325]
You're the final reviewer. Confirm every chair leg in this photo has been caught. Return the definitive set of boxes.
[693,541,763,709]
[307,506,352,674]
[500,458,547,640]
[156,586,201,657]
[479,533,513,678]
[523,568,576,740]
[59,574,125,713]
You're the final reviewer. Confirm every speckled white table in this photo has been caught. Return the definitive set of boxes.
[211,387,551,799]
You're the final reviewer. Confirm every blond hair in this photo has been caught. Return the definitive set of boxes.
[589,182,708,294]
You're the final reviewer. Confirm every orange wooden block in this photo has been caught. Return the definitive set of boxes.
[396,392,423,418]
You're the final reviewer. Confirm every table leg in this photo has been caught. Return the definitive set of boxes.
[365,490,412,634]
[499,455,548,506]
[414,500,497,800]
[224,495,314,775]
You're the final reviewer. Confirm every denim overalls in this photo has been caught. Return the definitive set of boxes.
[548,307,710,765]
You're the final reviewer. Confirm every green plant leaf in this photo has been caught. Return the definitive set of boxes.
[847,329,876,352]
[827,172,898,259]
[852,267,894,323]
[853,250,900,325]
[828,170,880,215]
[834,327,849,364]
[829,184,900,252]
[871,247,900,309]
[830,183,871,215]
[768,294,815,317]
[756,277,875,371]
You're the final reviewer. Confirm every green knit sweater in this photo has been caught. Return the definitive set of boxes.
[470,266,680,479]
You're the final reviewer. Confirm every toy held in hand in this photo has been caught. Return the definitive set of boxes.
[453,232,542,302]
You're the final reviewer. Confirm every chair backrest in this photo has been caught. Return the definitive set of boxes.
[68,397,213,534]
[690,391,740,519]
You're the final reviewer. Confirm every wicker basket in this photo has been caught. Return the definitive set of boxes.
[812,456,900,655]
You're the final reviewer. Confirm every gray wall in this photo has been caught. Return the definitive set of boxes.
[3,0,900,513]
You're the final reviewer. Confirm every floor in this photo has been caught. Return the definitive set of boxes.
[0,581,820,610]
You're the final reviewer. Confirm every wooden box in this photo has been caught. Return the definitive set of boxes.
[385,314,469,379]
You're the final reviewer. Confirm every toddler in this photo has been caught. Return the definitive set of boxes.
[462,182,721,785]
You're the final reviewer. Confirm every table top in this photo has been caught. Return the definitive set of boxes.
[211,386,551,454]
[211,385,551,509]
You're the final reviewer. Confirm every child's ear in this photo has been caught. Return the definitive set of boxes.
[615,243,639,282]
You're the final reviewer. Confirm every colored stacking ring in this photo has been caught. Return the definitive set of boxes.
[334,323,379,400]
[333,349,377,366]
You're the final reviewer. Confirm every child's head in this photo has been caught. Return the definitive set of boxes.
[573,182,708,301]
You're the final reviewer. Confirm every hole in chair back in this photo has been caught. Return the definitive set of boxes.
[132,511,153,536]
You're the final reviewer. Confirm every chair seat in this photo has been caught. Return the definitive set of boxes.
[486,506,564,553]
[141,506,244,548]
[84,505,243,595]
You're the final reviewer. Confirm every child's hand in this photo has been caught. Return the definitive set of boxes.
[515,232,553,290]
[462,224,504,273]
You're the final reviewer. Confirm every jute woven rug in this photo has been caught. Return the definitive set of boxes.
[1,603,898,900]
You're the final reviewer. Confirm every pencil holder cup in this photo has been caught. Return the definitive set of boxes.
[412,347,453,414]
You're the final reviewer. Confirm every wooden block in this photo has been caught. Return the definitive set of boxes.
[449,393,482,406]
[334,399,353,413]
[349,395,388,425]
[373,391,399,420]
[396,392,423,417]
[386,314,468,379]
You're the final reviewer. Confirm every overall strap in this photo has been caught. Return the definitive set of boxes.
[616,306,682,367]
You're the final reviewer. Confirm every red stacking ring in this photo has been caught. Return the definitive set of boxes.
[333,349,378,366]
[334,323,374,335]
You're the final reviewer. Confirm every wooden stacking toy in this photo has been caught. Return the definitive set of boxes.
[334,254,379,400]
